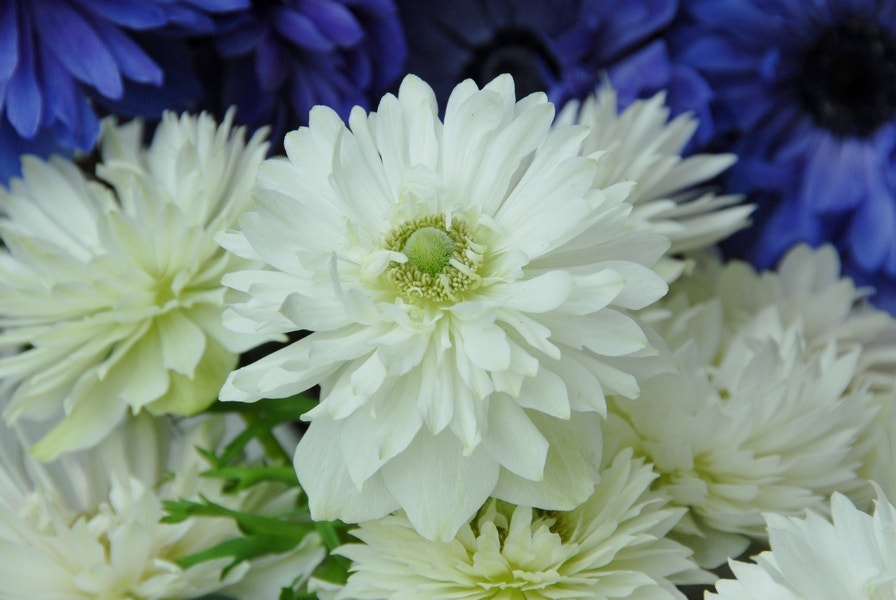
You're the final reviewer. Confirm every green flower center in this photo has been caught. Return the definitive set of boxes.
[402,226,455,275]
[385,214,485,303]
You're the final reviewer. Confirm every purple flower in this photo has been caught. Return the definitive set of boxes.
[673,0,896,311]
[209,0,407,141]
[395,0,713,142]
[0,0,245,182]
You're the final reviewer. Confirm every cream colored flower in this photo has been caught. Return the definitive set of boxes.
[708,486,896,599]
[219,74,671,541]
[0,111,271,459]
[558,85,752,281]
[0,414,324,599]
[335,449,711,599]
[667,244,896,502]
[609,302,876,567]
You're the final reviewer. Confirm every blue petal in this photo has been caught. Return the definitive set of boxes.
[754,200,825,267]
[0,1,19,81]
[71,0,167,29]
[92,18,163,85]
[685,0,779,34]
[183,0,250,11]
[32,2,122,98]
[38,50,99,151]
[273,7,334,52]
[846,183,895,272]
[254,31,289,90]
[94,36,203,117]
[604,40,671,106]
[0,116,61,184]
[679,34,756,73]
[302,0,364,47]
[216,15,266,56]
[159,5,216,33]
[589,0,676,59]
[345,46,372,90]
[801,135,869,213]
[6,20,42,137]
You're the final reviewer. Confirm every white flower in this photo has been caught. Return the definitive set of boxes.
[669,244,896,501]
[608,303,876,567]
[708,486,896,600]
[669,244,896,380]
[334,449,712,599]
[0,111,271,459]
[0,414,325,599]
[219,74,671,540]
[558,85,753,280]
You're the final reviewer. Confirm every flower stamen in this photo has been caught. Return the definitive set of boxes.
[385,215,484,303]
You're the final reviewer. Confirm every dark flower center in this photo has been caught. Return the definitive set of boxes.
[798,18,896,138]
[464,29,560,97]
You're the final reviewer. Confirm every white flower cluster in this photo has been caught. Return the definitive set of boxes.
[1,71,892,599]
[218,73,754,549]
[0,414,324,599]
[0,111,273,460]
[335,450,712,599]
[604,244,896,567]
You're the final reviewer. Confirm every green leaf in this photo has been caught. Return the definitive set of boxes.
[175,535,298,573]
[205,465,299,492]
[311,554,351,586]
[314,520,346,550]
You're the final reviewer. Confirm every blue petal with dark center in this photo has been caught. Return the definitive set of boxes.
[395,0,707,131]
[679,0,896,311]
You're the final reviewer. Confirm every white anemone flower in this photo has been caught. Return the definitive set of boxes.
[668,243,896,502]
[708,485,896,600]
[558,86,753,281]
[0,414,325,599]
[0,111,271,459]
[334,449,712,599]
[671,244,896,381]
[608,303,876,568]
[218,73,672,541]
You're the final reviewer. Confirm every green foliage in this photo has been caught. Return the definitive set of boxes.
[162,495,316,573]
[161,393,357,597]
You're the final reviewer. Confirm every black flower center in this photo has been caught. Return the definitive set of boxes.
[798,18,896,138]
[463,29,560,97]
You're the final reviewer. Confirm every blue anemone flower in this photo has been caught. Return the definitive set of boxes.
[209,0,406,142]
[394,0,713,141]
[0,0,245,183]
[673,0,896,311]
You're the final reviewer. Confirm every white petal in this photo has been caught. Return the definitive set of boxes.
[492,411,602,510]
[451,318,511,372]
[294,420,398,523]
[381,430,499,542]
[482,395,549,481]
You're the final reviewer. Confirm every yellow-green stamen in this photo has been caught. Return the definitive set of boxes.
[385,214,485,303]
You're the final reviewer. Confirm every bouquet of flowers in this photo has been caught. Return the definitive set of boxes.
[2,1,896,599]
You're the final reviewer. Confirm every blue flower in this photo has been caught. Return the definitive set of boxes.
[673,0,896,311]
[395,0,713,141]
[208,0,407,140]
[0,0,244,183]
